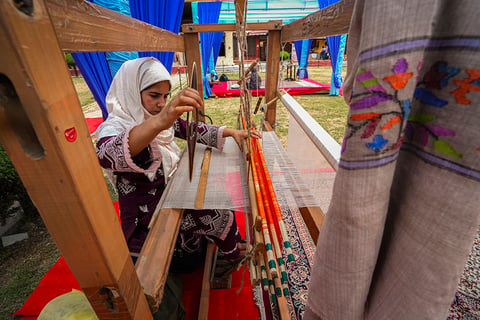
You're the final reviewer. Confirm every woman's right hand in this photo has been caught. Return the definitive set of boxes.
[157,87,203,129]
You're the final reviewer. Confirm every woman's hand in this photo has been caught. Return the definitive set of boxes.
[223,128,262,152]
[157,87,203,129]
[129,88,203,157]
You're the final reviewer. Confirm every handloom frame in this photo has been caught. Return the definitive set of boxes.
[0,0,352,318]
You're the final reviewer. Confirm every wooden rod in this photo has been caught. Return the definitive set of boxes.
[181,21,282,33]
[254,97,264,115]
[195,148,212,209]
[265,30,281,128]
[136,208,184,311]
[241,115,277,277]
[251,141,289,289]
[198,242,215,320]
[253,138,294,263]
[237,59,259,85]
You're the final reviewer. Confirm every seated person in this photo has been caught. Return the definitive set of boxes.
[206,71,219,87]
[246,67,262,90]
[95,57,261,269]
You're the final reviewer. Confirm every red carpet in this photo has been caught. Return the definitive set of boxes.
[211,78,330,97]
[15,203,259,319]
[85,117,103,135]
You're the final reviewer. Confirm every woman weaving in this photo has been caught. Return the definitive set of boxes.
[95,57,260,269]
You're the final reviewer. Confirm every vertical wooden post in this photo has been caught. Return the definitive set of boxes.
[0,1,151,319]
[183,32,205,120]
[265,30,281,129]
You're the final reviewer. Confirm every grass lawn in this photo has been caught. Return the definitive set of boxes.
[0,65,348,319]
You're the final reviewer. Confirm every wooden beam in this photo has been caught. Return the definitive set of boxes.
[181,21,282,33]
[46,0,184,52]
[279,92,341,170]
[265,30,281,128]
[234,0,247,28]
[136,208,184,311]
[197,243,215,320]
[184,32,205,114]
[281,0,354,42]
[0,1,152,318]
[299,207,325,244]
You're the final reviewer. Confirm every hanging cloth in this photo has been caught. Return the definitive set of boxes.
[208,31,224,78]
[71,52,111,120]
[318,0,347,96]
[191,1,222,98]
[93,0,139,77]
[305,0,480,318]
[130,0,185,73]
[294,39,313,79]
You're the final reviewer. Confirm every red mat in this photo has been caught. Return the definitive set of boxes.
[85,117,103,135]
[181,208,260,320]
[211,78,330,97]
[15,201,259,319]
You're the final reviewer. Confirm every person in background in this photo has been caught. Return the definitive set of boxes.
[246,67,262,90]
[206,71,219,87]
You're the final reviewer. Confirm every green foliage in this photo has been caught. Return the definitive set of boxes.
[0,144,38,226]
[280,50,291,60]
[65,52,75,68]
[65,52,79,77]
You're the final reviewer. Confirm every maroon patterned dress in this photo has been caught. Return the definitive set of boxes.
[96,117,241,258]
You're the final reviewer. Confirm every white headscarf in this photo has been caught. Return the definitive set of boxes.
[96,57,181,180]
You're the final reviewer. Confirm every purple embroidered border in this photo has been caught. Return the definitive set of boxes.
[360,37,480,63]
[401,143,480,181]
[339,152,399,170]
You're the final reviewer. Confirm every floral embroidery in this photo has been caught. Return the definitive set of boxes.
[407,61,471,158]
[346,59,475,159]
[345,58,413,155]
[451,68,480,105]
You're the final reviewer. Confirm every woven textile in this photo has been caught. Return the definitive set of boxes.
[305,0,480,319]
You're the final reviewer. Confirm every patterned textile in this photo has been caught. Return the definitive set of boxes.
[448,228,480,319]
[180,209,241,259]
[96,117,228,253]
[305,0,480,319]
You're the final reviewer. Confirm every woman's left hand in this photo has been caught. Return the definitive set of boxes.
[224,128,262,152]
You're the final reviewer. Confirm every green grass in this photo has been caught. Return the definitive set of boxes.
[0,216,60,319]
[72,76,96,107]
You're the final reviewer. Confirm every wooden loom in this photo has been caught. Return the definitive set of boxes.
[0,0,353,318]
